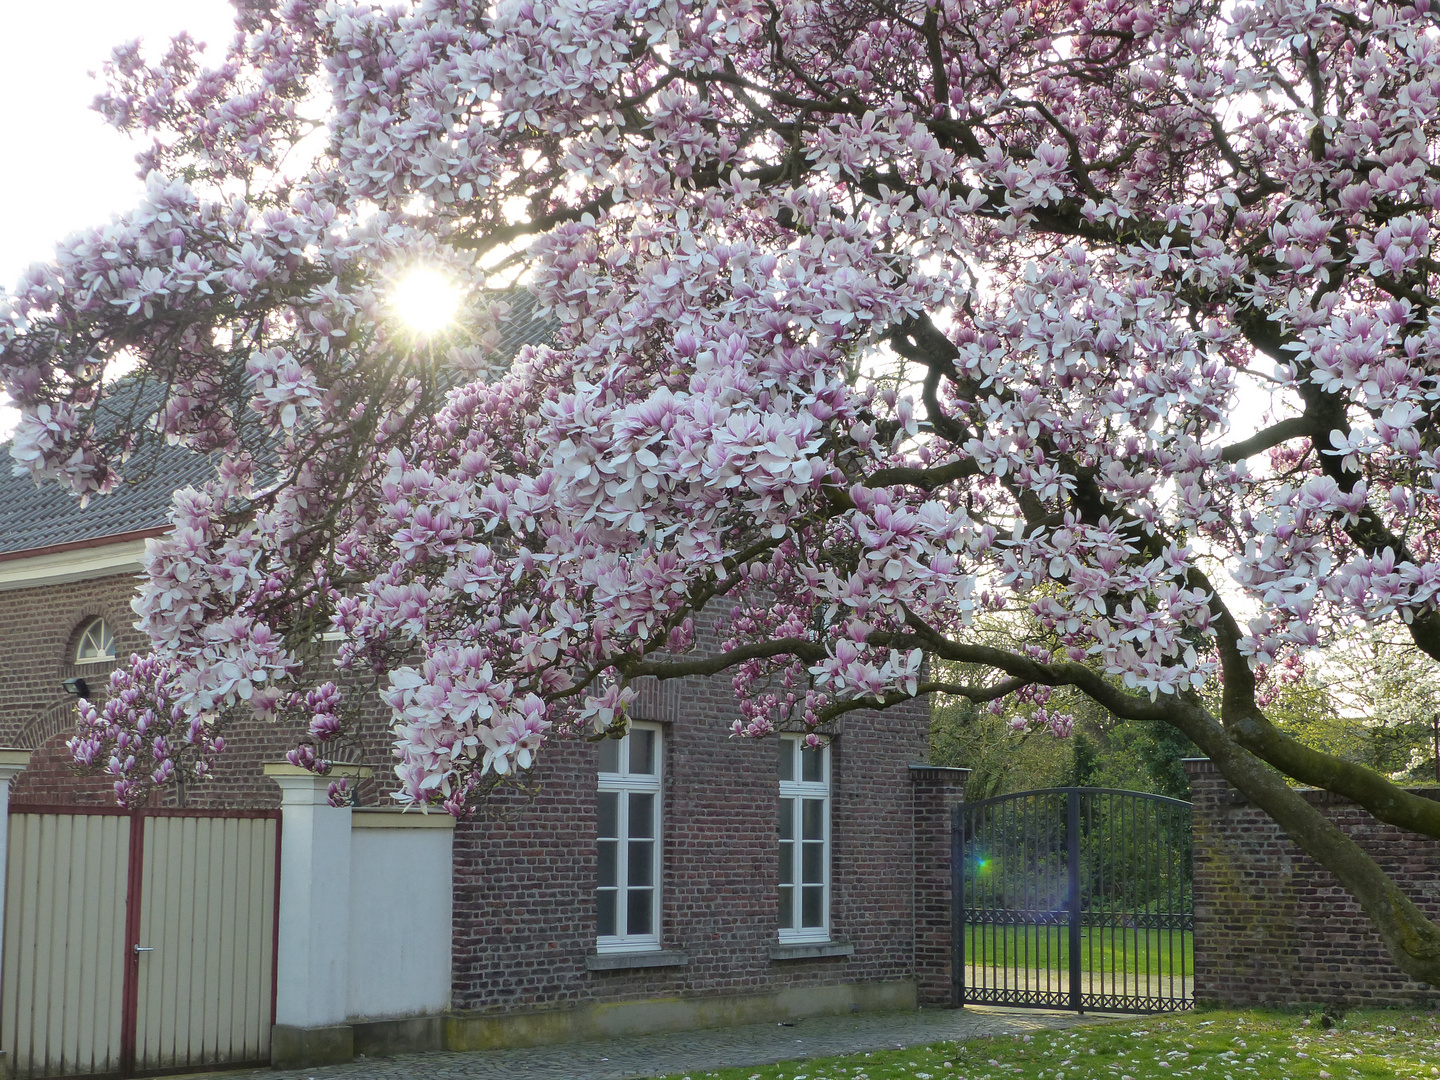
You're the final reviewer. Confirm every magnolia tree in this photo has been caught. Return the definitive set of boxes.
[5,0,1440,980]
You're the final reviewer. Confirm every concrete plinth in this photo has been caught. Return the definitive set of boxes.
[270,1023,355,1069]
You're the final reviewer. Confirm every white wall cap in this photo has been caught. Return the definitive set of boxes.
[0,748,31,780]
[263,762,373,779]
[351,807,455,829]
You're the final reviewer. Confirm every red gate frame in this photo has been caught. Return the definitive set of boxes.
[5,805,282,1078]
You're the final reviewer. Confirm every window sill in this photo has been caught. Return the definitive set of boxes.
[585,949,689,972]
[769,940,854,961]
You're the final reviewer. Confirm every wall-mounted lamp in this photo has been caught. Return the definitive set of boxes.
[61,677,89,698]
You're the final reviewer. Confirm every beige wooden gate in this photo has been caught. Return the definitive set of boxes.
[1,812,129,1078]
[1,808,279,1078]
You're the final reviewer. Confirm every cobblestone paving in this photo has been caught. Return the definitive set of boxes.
[201,1007,1122,1080]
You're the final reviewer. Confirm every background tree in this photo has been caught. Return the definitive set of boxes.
[1270,633,1440,782]
[931,670,1197,801]
[6,0,1440,982]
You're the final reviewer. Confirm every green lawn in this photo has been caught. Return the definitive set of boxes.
[656,1008,1440,1080]
[964,926,1194,977]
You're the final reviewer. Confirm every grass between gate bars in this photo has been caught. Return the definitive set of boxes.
[655,1009,1440,1080]
[965,927,1194,977]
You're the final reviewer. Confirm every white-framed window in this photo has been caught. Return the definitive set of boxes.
[75,618,116,664]
[778,736,831,943]
[596,722,662,952]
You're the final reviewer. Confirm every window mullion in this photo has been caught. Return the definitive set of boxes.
[617,780,631,936]
[797,795,806,935]
[650,780,662,939]
[823,791,831,938]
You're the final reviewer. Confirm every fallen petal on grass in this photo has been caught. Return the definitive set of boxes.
[656,1009,1440,1080]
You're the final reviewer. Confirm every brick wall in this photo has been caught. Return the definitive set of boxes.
[1186,757,1440,1008]
[450,609,934,1013]
[0,570,399,809]
[1,573,142,748]
[909,765,968,1006]
[9,729,120,805]
[4,567,942,1016]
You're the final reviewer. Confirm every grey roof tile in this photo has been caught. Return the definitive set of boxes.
[0,291,555,556]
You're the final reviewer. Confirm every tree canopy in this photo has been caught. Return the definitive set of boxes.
[6,0,1440,981]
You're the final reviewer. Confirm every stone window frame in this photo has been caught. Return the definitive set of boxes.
[595,721,664,953]
[73,617,116,665]
[777,735,832,945]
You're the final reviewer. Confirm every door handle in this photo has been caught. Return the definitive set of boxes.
[134,945,154,954]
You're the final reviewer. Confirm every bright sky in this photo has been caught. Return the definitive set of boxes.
[0,0,236,440]
[0,3,1279,463]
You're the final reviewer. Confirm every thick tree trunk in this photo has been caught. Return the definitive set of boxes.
[1168,704,1440,988]
[1228,712,1440,839]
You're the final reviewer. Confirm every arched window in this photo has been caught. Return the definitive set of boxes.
[75,618,116,664]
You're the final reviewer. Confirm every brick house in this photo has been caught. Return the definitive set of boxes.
[0,318,964,1074]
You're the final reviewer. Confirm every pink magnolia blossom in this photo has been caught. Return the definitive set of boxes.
[2,0,1439,884]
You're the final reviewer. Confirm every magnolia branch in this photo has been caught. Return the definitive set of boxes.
[811,676,1029,724]
[623,637,826,680]
[883,616,1440,979]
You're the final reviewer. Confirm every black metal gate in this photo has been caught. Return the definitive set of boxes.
[953,787,1193,1013]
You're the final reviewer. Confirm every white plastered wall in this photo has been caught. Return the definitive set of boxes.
[267,766,454,1030]
[347,811,454,1020]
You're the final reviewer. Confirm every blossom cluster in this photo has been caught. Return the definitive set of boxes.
[5,0,1440,811]
[68,654,227,807]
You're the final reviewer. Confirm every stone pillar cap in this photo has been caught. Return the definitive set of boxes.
[908,763,970,782]
[263,762,373,779]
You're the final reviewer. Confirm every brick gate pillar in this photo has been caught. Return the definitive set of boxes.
[910,764,969,1007]
[1182,756,1226,1007]
[264,762,371,1068]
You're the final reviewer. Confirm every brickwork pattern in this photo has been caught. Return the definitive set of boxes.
[3,572,149,804]
[451,664,932,1014]
[10,729,122,805]
[1185,758,1440,1008]
[4,570,944,1020]
[909,766,968,1006]
[0,571,400,809]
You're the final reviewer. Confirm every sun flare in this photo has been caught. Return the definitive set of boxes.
[391,267,462,337]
